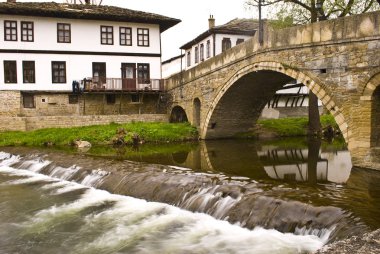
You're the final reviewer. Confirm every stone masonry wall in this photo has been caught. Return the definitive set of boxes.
[0,114,167,132]
[0,91,21,116]
[19,93,165,117]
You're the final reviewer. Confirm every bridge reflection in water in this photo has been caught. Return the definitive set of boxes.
[165,139,352,185]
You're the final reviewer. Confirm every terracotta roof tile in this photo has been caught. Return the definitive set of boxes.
[180,18,259,49]
[0,2,180,32]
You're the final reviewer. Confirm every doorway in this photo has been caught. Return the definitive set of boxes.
[121,63,136,90]
[92,62,106,87]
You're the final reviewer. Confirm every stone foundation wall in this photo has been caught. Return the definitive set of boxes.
[18,92,166,117]
[0,114,168,132]
[0,91,21,116]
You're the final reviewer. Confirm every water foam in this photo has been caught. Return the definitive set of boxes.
[0,153,331,253]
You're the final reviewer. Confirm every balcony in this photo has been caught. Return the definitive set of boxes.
[82,78,165,92]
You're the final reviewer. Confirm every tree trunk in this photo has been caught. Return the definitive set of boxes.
[308,8,322,136]
[308,91,321,135]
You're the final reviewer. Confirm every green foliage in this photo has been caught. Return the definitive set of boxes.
[0,122,198,147]
[269,10,294,29]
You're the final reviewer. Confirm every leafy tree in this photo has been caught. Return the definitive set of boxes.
[246,0,379,135]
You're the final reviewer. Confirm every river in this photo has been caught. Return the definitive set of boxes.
[0,137,379,253]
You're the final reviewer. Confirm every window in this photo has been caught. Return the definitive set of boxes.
[206,40,210,58]
[106,94,116,104]
[187,52,191,67]
[22,61,35,83]
[194,46,199,64]
[21,21,34,42]
[4,20,17,41]
[236,38,244,45]
[120,27,132,46]
[23,94,35,108]
[200,44,204,61]
[131,94,140,103]
[222,37,231,52]
[68,94,78,104]
[57,23,71,43]
[137,28,149,46]
[4,61,17,83]
[137,63,150,83]
[51,61,66,83]
[101,26,113,45]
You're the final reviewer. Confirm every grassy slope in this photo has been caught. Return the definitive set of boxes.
[0,122,198,147]
[257,115,339,137]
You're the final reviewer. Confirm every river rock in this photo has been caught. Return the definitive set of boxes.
[74,140,92,148]
[317,229,380,254]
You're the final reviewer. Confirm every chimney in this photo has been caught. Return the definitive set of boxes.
[208,15,215,29]
[7,0,16,3]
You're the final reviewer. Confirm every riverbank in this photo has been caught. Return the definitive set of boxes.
[0,122,198,147]
[0,115,341,148]
[239,115,340,139]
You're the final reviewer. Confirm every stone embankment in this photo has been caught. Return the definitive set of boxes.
[0,114,167,131]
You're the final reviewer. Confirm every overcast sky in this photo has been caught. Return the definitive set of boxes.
[4,0,259,60]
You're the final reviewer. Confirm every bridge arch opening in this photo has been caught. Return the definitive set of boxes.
[202,62,347,143]
[193,98,201,127]
[170,106,188,123]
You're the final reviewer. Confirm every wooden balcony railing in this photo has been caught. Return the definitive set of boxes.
[82,78,165,92]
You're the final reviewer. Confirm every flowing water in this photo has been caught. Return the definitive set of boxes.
[0,138,379,253]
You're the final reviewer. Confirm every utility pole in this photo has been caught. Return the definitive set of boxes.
[258,0,264,45]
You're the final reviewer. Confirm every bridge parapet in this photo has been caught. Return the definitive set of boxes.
[166,11,380,91]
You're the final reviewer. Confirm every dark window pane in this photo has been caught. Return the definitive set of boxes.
[51,61,66,83]
[23,94,35,108]
[4,61,17,83]
[23,61,35,83]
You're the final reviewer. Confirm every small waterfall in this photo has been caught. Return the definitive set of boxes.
[0,159,329,253]
[0,151,367,242]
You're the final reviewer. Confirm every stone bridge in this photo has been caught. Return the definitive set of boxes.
[165,11,380,170]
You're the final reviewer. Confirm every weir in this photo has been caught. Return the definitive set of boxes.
[0,148,372,242]
[0,151,331,253]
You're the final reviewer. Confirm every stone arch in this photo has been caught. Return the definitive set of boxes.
[201,61,350,143]
[170,106,188,123]
[362,72,380,97]
[193,98,201,127]
[361,72,380,147]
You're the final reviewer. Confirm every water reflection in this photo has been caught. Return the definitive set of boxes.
[77,137,352,185]
[189,139,350,184]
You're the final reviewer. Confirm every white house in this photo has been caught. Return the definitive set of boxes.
[0,0,180,116]
[181,16,258,70]
[162,16,258,78]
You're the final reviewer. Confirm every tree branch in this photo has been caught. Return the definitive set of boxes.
[285,0,312,11]
[339,0,355,17]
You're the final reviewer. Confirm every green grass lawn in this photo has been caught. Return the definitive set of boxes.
[0,122,198,147]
